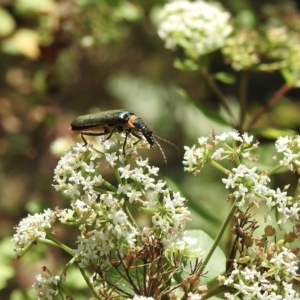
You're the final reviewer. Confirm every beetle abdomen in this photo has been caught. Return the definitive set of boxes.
[71,109,135,130]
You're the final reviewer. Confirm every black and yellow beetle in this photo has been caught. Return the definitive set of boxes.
[70,109,178,168]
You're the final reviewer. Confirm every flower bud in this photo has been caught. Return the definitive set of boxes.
[237,256,251,264]
[264,225,276,236]
[244,235,253,247]
[284,232,296,243]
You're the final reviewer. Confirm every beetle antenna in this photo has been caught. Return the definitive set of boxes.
[153,138,167,175]
[153,135,180,158]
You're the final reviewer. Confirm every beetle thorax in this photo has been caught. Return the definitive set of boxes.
[125,115,139,130]
[125,115,155,147]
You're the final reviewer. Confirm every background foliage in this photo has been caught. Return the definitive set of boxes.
[1,0,300,299]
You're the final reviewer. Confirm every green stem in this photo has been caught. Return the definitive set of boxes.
[267,164,283,176]
[238,71,248,132]
[210,160,228,173]
[255,61,287,72]
[198,197,238,276]
[124,202,141,234]
[17,243,34,257]
[44,234,74,256]
[62,256,78,273]
[201,284,237,299]
[44,238,100,298]
[114,165,123,186]
[58,285,73,299]
[78,264,101,299]
[199,66,235,122]
[103,179,117,192]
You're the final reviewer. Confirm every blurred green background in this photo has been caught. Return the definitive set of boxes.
[1,0,300,299]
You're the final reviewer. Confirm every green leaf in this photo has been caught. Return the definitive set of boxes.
[280,68,295,86]
[213,72,236,84]
[15,0,56,15]
[104,261,148,296]
[236,10,257,28]
[177,88,231,126]
[176,230,226,284]
[0,7,16,37]
[174,58,199,71]
[167,178,221,227]
[112,2,143,22]
[10,289,35,300]
[0,238,15,289]
[293,78,300,88]
[251,127,296,140]
[1,29,40,59]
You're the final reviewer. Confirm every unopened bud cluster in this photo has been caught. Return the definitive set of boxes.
[158,0,232,58]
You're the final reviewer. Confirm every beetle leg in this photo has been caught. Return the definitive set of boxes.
[79,125,122,146]
[121,130,143,154]
[103,125,120,141]
[80,131,107,146]
[123,131,129,154]
[130,131,142,145]
[81,133,88,146]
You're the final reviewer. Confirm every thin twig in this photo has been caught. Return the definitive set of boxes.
[199,66,235,121]
[247,82,293,129]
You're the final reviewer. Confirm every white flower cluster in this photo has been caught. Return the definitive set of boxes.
[52,137,190,267]
[32,269,65,300]
[222,165,269,203]
[158,0,232,57]
[12,134,191,298]
[222,165,300,224]
[275,135,300,171]
[224,247,300,299]
[183,131,300,225]
[222,28,260,71]
[12,208,57,256]
[183,130,255,173]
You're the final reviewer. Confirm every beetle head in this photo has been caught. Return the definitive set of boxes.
[141,127,155,147]
[130,117,154,147]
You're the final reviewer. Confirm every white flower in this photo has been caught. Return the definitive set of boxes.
[126,190,142,203]
[131,296,155,300]
[222,172,237,189]
[242,133,254,144]
[119,164,133,178]
[224,293,235,300]
[211,147,224,160]
[187,292,202,299]
[228,130,243,142]
[142,175,156,190]
[105,152,118,167]
[241,267,258,280]
[276,136,292,152]
[117,183,132,194]
[198,136,209,145]
[215,132,229,142]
